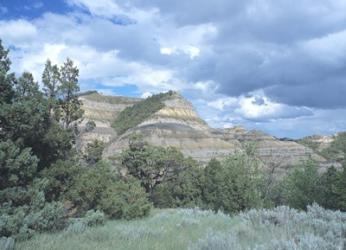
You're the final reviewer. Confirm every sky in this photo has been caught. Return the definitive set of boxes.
[0,0,346,138]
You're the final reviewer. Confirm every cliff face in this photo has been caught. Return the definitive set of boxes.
[78,91,327,169]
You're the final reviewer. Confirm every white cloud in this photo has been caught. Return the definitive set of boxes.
[160,47,175,55]
[141,92,152,98]
[0,20,37,45]
[159,45,200,59]
[183,45,200,59]
[235,93,313,121]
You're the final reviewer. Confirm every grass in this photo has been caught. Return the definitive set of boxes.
[15,209,235,250]
[15,205,346,250]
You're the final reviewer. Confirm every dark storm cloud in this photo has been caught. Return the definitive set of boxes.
[123,0,346,109]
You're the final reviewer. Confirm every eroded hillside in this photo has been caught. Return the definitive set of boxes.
[78,91,327,169]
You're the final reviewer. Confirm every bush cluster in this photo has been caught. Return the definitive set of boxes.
[190,204,346,250]
[66,161,151,220]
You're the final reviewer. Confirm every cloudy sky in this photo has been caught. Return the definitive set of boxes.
[1,0,346,138]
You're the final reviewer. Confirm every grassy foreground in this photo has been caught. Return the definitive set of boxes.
[15,205,346,250]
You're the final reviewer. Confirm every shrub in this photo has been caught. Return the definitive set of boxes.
[23,201,65,232]
[67,161,151,220]
[83,210,106,226]
[190,204,345,250]
[66,161,115,214]
[83,140,105,165]
[98,177,151,220]
[121,139,197,196]
[0,237,15,250]
[282,160,322,210]
[189,231,240,250]
[152,166,204,208]
[66,210,105,234]
[41,159,81,201]
[85,120,96,132]
[0,200,66,240]
[66,220,88,234]
[203,153,263,214]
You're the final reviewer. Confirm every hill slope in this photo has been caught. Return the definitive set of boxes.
[78,91,326,168]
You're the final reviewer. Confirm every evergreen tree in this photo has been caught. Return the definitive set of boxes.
[59,58,83,129]
[203,158,223,209]
[121,138,190,196]
[335,164,346,211]
[83,140,105,166]
[283,161,322,210]
[319,166,340,210]
[42,60,60,119]
[152,166,204,208]
[205,153,263,213]
[0,40,14,105]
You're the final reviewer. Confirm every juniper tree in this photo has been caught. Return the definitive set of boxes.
[42,59,61,119]
[0,39,14,105]
[59,58,83,129]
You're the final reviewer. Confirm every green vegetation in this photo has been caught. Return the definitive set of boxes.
[121,137,264,214]
[120,136,196,196]
[321,132,346,162]
[298,137,320,152]
[203,154,263,213]
[83,140,105,165]
[66,162,151,219]
[112,91,175,135]
[15,205,346,250]
[82,91,140,105]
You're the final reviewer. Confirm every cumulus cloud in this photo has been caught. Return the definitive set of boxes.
[0,20,37,45]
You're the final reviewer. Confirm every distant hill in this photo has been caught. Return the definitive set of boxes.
[78,91,329,173]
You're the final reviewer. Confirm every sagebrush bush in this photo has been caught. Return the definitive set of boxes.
[66,210,105,234]
[83,210,106,226]
[0,237,15,250]
[189,204,345,250]
[189,231,240,250]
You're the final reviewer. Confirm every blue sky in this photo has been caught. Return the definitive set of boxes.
[0,0,346,138]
